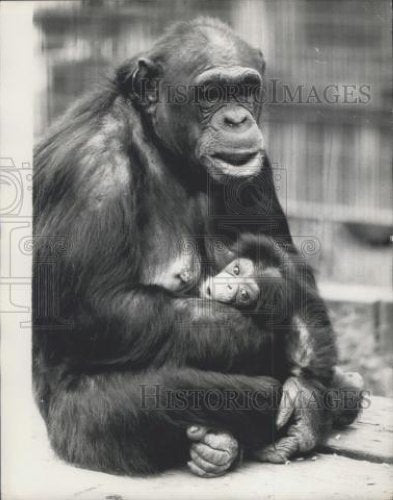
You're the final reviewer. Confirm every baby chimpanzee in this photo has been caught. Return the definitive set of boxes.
[200,233,299,324]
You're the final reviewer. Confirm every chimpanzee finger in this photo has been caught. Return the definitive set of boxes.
[186,425,209,442]
[202,430,239,458]
[191,442,232,467]
[276,378,299,429]
[288,420,319,453]
[253,436,298,464]
[190,448,231,474]
[187,460,225,478]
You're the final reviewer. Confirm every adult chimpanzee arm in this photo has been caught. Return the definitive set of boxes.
[71,284,270,372]
[33,109,271,375]
[35,234,270,374]
[248,159,337,384]
[254,259,339,464]
[253,268,338,464]
[286,266,338,385]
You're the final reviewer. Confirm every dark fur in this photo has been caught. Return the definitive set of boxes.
[225,234,363,427]
[33,18,350,475]
[229,234,338,380]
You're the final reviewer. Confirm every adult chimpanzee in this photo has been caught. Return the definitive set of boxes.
[33,18,347,478]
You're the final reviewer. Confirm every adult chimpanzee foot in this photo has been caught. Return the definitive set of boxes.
[254,377,326,464]
[186,426,239,477]
[253,436,298,464]
[331,368,364,427]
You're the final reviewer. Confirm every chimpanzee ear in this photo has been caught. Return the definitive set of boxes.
[116,57,161,111]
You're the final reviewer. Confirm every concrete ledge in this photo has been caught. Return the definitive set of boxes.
[4,397,392,500]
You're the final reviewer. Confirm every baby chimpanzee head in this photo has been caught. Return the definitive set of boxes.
[200,234,297,320]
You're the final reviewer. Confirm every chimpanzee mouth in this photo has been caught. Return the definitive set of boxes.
[212,150,261,168]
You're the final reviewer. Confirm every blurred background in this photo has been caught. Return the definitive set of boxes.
[33,0,392,395]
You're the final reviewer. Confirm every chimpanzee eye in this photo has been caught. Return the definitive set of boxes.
[202,84,222,104]
[209,86,221,100]
[240,288,249,301]
[241,84,255,98]
[233,264,240,275]
[196,85,221,111]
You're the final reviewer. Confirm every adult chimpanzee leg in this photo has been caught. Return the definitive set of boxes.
[46,367,281,475]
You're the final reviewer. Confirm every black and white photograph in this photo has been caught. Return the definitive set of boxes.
[0,1,392,499]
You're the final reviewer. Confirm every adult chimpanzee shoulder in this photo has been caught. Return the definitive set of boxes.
[33,18,347,477]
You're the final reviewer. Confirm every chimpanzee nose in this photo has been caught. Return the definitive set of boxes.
[223,108,250,129]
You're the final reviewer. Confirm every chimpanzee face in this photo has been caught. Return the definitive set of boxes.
[191,65,264,182]
[200,258,260,308]
[130,21,265,183]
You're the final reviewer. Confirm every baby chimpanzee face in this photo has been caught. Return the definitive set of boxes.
[200,258,261,307]
[200,234,293,318]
